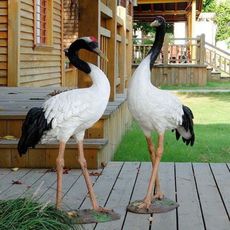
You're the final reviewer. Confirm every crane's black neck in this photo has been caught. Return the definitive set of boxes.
[66,40,91,74]
[148,24,166,69]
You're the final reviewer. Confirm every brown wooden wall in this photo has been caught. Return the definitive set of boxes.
[2,0,133,89]
[63,0,78,49]
[0,1,7,86]
[62,0,78,87]
[19,0,62,87]
[132,64,207,86]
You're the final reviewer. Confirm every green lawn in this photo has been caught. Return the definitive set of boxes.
[114,92,230,163]
[160,81,230,90]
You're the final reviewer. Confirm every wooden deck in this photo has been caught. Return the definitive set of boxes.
[0,162,229,229]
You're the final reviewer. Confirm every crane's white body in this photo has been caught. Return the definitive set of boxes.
[41,63,110,143]
[128,55,184,137]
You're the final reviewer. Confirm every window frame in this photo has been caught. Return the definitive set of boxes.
[33,0,53,50]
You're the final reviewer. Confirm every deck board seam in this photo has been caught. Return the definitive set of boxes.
[226,163,230,173]
[94,162,125,230]
[121,162,147,230]
[209,163,230,222]
[78,166,107,209]
[62,172,83,199]
[191,163,207,230]
[174,163,179,230]
[0,169,33,196]
[19,170,50,198]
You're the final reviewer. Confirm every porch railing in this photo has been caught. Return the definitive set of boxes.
[205,42,230,77]
[133,34,206,65]
[133,35,230,78]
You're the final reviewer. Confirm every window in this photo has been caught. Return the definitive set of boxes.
[34,0,53,47]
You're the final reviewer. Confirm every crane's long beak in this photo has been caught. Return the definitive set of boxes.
[150,20,160,27]
[94,47,108,62]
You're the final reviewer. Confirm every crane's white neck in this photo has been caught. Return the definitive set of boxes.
[88,63,110,97]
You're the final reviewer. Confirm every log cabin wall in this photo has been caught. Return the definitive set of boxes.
[1,0,63,87]
[0,1,8,86]
[62,0,78,87]
[2,0,133,90]
[19,0,63,87]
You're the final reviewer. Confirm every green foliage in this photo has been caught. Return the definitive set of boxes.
[214,2,230,42]
[202,0,217,12]
[133,22,174,35]
[0,198,81,230]
[114,92,230,163]
[203,0,230,43]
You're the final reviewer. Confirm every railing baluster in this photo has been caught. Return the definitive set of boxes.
[132,38,230,78]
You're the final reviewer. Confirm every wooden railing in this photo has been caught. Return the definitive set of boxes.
[205,42,230,77]
[133,34,230,78]
[133,35,206,65]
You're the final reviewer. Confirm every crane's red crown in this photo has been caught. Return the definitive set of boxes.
[90,36,97,42]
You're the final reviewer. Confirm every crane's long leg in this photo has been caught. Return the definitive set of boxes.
[139,134,164,209]
[56,141,66,209]
[146,136,164,200]
[77,141,108,211]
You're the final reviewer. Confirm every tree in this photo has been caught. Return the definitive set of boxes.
[133,21,174,36]
[214,2,230,42]
[203,0,230,44]
[202,0,216,12]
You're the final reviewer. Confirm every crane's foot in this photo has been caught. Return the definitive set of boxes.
[153,191,164,200]
[94,206,112,213]
[127,196,179,214]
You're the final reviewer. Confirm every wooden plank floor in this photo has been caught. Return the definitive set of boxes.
[0,162,229,230]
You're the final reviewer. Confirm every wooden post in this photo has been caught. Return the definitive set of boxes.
[78,0,100,88]
[187,12,192,38]
[60,0,65,86]
[126,15,133,87]
[106,0,117,101]
[191,0,196,63]
[8,0,20,86]
[117,6,126,94]
[199,34,205,65]
[163,34,169,65]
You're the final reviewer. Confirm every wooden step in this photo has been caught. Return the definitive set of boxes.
[0,88,127,139]
[0,138,108,169]
[0,138,108,149]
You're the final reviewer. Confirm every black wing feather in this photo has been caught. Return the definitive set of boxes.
[18,107,52,156]
[174,105,195,146]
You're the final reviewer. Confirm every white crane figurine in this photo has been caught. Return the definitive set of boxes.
[18,37,113,215]
[127,16,195,213]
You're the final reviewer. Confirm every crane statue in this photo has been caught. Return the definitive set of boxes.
[127,16,195,213]
[18,37,120,223]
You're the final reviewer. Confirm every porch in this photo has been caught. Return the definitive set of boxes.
[0,87,131,169]
[0,162,229,230]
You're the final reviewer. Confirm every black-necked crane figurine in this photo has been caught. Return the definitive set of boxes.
[127,16,195,213]
[18,37,116,218]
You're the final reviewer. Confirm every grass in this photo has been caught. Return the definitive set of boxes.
[0,197,80,230]
[114,92,230,163]
[160,81,230,90]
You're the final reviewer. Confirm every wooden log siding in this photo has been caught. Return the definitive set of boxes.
[63,0,78,49]
[20,0,62,87]
[100,35,109,77]
[0,0,7,86]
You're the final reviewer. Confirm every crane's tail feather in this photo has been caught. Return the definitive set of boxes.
[18,107,52,156]
[174,105,195,146]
